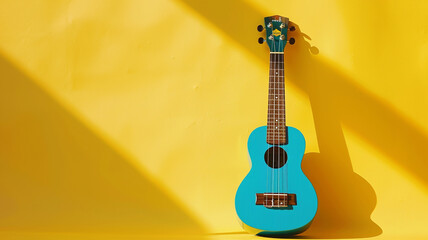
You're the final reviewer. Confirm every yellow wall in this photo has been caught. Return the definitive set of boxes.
[0,0,428,239]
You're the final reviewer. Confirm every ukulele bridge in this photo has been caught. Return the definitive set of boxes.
[256,193,297,208]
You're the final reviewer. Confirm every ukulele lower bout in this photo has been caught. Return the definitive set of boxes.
[235,126,318,237]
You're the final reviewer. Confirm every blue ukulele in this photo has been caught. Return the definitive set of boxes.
[235,16,318,237]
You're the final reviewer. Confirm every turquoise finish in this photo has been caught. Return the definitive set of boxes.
[264,16,289,52]
[235,126,318,236]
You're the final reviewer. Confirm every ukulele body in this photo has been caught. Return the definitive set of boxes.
[235,126,318,236]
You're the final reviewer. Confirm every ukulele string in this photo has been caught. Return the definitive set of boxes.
[266,48,270,199]
[272,36,277,199]
[284,46,288,198]
[281,40,286,203]
[278,37,281,200]
[284,27,289,199]
[276,40,280,199]
[278,37,282,200]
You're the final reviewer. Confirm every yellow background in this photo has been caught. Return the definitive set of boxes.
[0,0,428,239]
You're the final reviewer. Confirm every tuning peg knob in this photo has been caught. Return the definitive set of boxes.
[258,37,265,44]
[289,38,295,45]
[257,25,264,32]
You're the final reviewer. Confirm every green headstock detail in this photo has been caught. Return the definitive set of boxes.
[259,15,292,52]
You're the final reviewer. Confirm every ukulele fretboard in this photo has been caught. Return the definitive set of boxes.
[267,53,287,145]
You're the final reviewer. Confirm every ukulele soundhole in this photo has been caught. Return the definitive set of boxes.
[264,146,287,168]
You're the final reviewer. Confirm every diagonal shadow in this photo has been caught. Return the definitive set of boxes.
[287,24,382,238]
[170,0,428,238]
[0,55,205,235]
[176,0,428,189]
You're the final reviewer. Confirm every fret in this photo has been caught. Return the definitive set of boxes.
[270,54,284,61]
[269,69,284,72]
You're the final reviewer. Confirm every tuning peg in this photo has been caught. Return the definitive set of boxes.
[258,37,265,44]
[257,25,264,32]
[289,26,296,31]
[288,38,295,45]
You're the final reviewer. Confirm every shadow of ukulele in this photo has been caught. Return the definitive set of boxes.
[285,23,382,239]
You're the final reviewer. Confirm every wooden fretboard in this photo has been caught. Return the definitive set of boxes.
[267,53,287,145]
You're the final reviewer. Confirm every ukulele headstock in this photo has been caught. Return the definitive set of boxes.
[257,15,295,52]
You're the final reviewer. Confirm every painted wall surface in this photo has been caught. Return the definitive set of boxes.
[0,0,427,239]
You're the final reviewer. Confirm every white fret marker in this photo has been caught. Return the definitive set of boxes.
[276,127,278,129]
[275,96,278,99]
[276,120,278,121]
[276,72,278,74]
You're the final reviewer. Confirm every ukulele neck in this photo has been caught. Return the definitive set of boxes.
[267,52,287,145]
